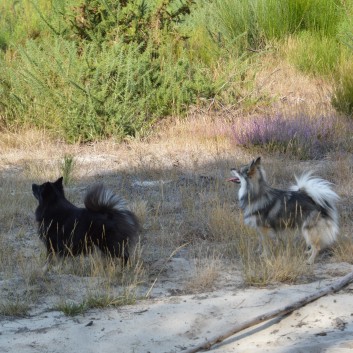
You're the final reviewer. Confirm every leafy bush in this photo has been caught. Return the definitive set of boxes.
[0,0,219,142]
[66,0,194,50]
[1,36,214,141]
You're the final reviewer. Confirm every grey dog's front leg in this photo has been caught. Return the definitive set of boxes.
[256,227,278,257]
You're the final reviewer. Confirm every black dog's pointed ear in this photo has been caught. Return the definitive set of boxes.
[52,177,65,195]
[54,177,64,186]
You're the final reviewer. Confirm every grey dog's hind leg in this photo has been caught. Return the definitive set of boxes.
[302,225,321,265]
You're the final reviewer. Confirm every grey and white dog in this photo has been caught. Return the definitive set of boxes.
[228,157,339,264]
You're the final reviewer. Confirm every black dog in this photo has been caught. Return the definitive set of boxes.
[32,177,139,269]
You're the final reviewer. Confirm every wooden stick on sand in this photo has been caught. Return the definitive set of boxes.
[184,271,353,353]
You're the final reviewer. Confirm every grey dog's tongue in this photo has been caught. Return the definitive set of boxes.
[227,177,240,183]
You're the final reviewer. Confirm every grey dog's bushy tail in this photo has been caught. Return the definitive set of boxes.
[291,172,339,224]
[84,184,128,213]
[293,173,339,206]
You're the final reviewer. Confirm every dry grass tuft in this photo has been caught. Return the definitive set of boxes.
[207,203,241,239]
[332,236,353,264]
[239,231,311,286]
[184,250,223,293]
[0,298,30,317]
[130,199,149,226]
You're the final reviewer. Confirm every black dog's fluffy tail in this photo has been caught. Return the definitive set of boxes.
[84,184,127,212]
[84,184,140,262]
[84,184,139,231]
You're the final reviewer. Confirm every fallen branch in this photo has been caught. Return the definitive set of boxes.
[184,271,353,353]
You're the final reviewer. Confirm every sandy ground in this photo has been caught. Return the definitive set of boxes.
[2,270,353,353]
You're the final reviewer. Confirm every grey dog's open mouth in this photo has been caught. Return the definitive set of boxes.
[227,177,240,184]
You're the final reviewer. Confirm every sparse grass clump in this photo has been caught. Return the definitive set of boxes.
[242,251,310,286]
[39,250,144,316]
[50,242,146,286]
[332,236,353,264]
[0,299,30,317]
[185,254,222,293]
[57,290,137,316]
[206,202,244,257]
[56,300,87,317]
[61,154,75,185]
[189,198,311,286]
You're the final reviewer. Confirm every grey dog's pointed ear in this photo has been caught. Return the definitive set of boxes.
[250,156,261,168]
[248,157,261,177]
[254,157,261,165]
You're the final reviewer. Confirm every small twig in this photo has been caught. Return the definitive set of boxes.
[145,243,189,298]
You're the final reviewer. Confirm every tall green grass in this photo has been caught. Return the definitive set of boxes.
[209,0,344,50]
[332,56,353,116]
[213,0,262,52]
[332,24,353,116]
[200,0,353,115]
[257,0,343,40]
[286,32,341,76]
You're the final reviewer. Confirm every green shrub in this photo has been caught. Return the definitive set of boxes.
[0,0,220,142]
[0,0,76,51]
[0,36,215,141]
